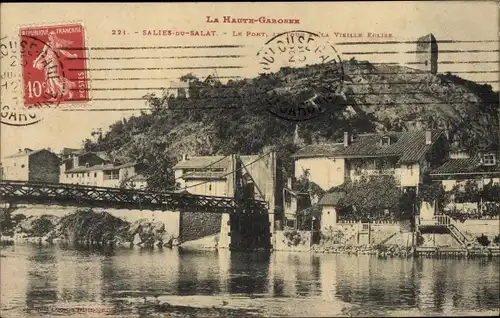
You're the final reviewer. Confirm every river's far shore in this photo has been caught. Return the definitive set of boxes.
[3,237,500,260]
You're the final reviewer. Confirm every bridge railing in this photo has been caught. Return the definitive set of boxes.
[0,180,269,214]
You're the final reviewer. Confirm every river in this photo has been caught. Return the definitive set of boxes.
[1,244,499,317]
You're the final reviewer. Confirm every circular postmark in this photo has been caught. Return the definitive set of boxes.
[0,32,71,126]
[256,30,344,121]
[1,36,43,126]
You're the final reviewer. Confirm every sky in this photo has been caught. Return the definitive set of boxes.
[1,1,498,158]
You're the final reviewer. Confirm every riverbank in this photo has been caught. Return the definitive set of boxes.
[311,243,500,258]
[0,209,179,248]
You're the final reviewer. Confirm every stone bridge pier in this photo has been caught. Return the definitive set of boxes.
[178,211,272,250]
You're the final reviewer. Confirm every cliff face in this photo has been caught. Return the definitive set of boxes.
[84,60,499,189]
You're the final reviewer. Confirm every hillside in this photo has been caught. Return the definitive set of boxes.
[83,60,499,190]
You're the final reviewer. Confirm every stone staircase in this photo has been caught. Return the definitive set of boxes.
[418,214,470,246]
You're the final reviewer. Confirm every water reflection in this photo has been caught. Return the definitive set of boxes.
[271,252,322,298]
[25,248,58,311]
[332,255,420,309]
[229,252,271,295]
[1,245,499,317]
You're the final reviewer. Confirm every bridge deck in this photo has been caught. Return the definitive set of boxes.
[0,180,269,214]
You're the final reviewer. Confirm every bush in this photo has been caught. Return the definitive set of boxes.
[476,234,491,247]
[283,230,303,246]
[416,232,425,246]
[321,226,344,244]
[58,208,130,245]
[493,235,500,245]
[31,218,55,237]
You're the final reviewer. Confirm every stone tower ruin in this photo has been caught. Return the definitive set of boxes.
[415,33,438,74]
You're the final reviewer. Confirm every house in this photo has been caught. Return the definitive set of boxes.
[2,148,60,183]
[292,130,448,191]
[282,177,311,228]
[59,152,146,189]
[173,154,232,197]
[167,80,190,98]
[60,148,110,162]
[173,153,279,207]
[317,191,346,234]
[429,150,500,191]
[59,147,84,161]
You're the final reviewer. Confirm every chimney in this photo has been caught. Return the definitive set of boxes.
[425,130,432,145]
[287,177,292,189]
[182,154,188,161]
[344,131,351,147]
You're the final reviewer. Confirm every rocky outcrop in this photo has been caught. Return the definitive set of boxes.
[129,218,176,248]
[14,215,60,241]
[8,209,177,248]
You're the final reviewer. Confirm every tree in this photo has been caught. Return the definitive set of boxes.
[331,175,401,221]
[290,171,326,231]
[31,217,55,237]
[78,62,499,202]
[418,181,450,212]
[0,208,14,235]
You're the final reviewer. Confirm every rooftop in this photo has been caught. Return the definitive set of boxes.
[173,156,231,170]
[293,143,345,159]
[5,148,53,159]
[65,162,137,173]
[293,130,443,164]
[182,171,228,180]
[318,191,346,206]
[430,156,500,176]
[60,148,84,156]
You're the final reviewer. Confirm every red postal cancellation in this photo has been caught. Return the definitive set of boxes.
[19,23,88,108]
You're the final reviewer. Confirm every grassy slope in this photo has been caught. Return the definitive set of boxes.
[84,60,499,188]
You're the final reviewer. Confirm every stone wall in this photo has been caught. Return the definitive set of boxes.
[368,223,401,245]
[383,232,413,246]
[420,233,462,248]
[179,212,222,243]
[321,222,401,246]
[455,219,499,242]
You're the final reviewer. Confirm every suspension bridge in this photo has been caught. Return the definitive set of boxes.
[0,180,269,214]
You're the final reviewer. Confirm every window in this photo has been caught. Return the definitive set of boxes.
[381,136,391,146]
[21,164,25,168]
[87,173,90,177]
[103,170,119,180]
[94,173,97,178]
[209,185,212,191]
[483,153,497,166]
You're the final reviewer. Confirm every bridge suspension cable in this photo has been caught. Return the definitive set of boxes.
[180,151,272,191]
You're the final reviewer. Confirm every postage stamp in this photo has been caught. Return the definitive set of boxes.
[256,30,344,121]
[20,23,89,108]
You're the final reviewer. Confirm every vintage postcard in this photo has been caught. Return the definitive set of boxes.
[1,2,499,317]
